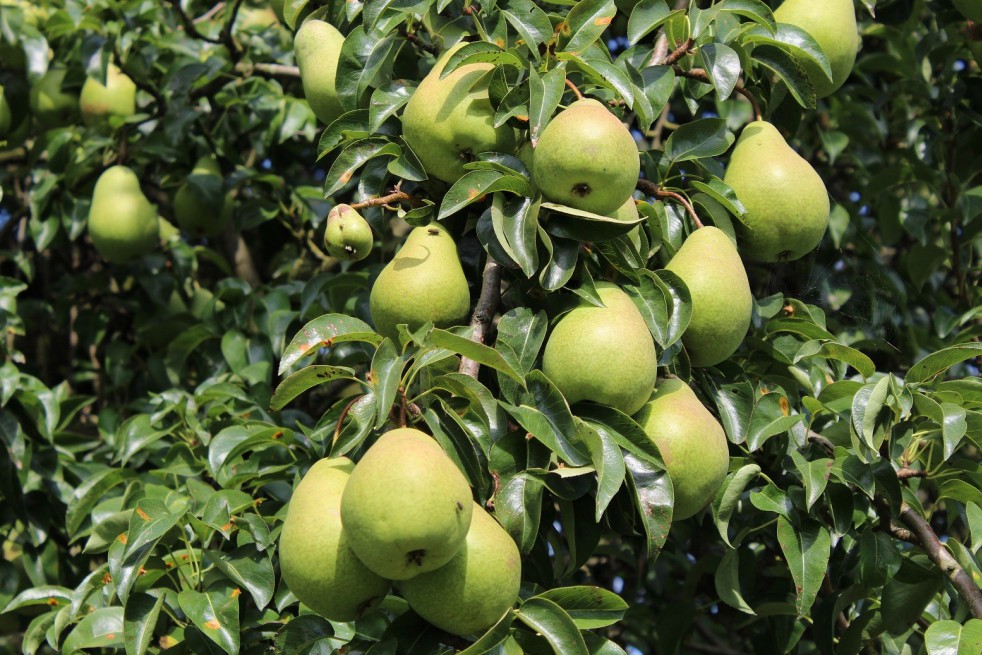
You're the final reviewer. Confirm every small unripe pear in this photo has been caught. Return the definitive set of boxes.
[774,0,860,98]
[325,204,373,261]
[79,63,137,126]
[0,85,11,136]
[88,166,159,262]
[173,155,226,237]
[30,67,78,129]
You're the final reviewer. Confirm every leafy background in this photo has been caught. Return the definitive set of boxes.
[0,0,981,654]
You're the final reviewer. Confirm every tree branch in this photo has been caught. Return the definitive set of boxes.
[349,191,420,211]
[649,0,691,66]
[663,38,694,66]
[236,62,301,78]
[166,0,223,44]
[673,66,762,121]
[458,259,502,379]
[636,179,703,228]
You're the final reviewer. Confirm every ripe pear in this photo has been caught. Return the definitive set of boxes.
[954,0,982,22]
[294,20,345,125]
[79,64,137,126]
[533,99,639,216]
[774,0,860,98]
[402,43,518,183]
[0,85,10,136]
[400,503,521,636]
[325,204,373,261]
[340,428,473,580]
[88,166,159,262]
[173,155,227,237]
[369,222,470,340]
[665,227,752,367]
[634,378,730,521]
[542,282,657,415]
[279,457,391,622]
[30,67,78,129]
[723,121,830,262]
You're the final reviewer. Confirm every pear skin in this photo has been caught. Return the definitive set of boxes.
[88,166,159,262]
[173,155,227,237]
[79,64,137,126]
[340,428,474,580]
[402,43,518,183]
[400,503,521,636]
[325,204,373,261]
[533,99,640,215]
[30,67,78,129]
[665,227,752,367]
[294,20,345,125]
[0,85,11,136]
[633,378,730,521]
[774,0,860,98]
[279,458,391,622]
[723,121,830,262]
[542,282,657,415]
[369,222,470,340]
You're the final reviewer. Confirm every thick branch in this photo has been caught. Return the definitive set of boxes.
[458,259,502,379]
[663,38,694,66]
[673,66,762,121]
[167,0,222,44]
[897,502,982,619]
[636,179,703,228]
[238,62,301,78]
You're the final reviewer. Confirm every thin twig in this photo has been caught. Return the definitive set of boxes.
[807,430,836,456]
[349,191,419,211]
[896,467,928,480]
[673,66,763,122]
[194,2,226,23]
[663,38,694,66]
[166,0,222,44]
[649,0,691,66]
[459,259,503,379]
[399,28,439,55]
[564,78,584,101]
[236,62,301,78]
[333,396,362,445]
[636,179,703,228]
[219,0,246,63]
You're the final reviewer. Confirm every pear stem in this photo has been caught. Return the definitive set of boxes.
[636,180,704,229]
[672,66,763,122]
[459,258,503,379]
[564,79,584,101]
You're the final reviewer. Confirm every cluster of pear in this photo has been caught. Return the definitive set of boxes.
[21,63,138,131]
[278,428,521,636]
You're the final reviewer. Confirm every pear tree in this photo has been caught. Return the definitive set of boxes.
[0,1,981,654]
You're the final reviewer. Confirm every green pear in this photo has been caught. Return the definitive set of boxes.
[402,43,518,183]
[369,222,470,341]
[542,282,657,415]
[325,204,373,261]
[723,121,830,262]
[634,378,730,521]
[954,0,982,22]
[173,155,227,237]
[665,227,752,367]
[400,503,521,636]
[294,20,345,125]
[79,63,137,126]
[774,0,860,98]
[0,85,11,136]
[88,166,159,262]
[533,99,639,216]
[279,457,391,621]
[30,67,78,129]
[340,428,473,580]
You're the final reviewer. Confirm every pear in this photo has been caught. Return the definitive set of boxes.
[774,0,860,98]
[30,67,78,129]
[400,503,521,637]
[665,227,752,367]
[954,0,982,22]
[633,378,730,521]
[294,20,345,125]
[173,155,227,237]
[402,43,518,183]
[723,121,830,262]
[340,428,473,580]
[541,282,657,416]
[533,99,639,216]
[88,166,159,262]
[279,457,391,621]
[325,204,373,262]
[79,63,137,126]
[369,222,470,341]
[0,85,10,136]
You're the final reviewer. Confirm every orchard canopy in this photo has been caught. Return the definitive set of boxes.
[1,1,981,654]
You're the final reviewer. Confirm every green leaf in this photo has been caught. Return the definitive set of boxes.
[713,464,761,547]
[907,343,982,385]
[112,498,186,605]
[789,451,832,511]
[501,371,589,466]
[491,194,540,278]
[61,607,124,654]
[457,609,515,654]
[528,64,568,146]
[502,1,554,61]
[664,118,734,163]
[558,0,617,55]
[124,592,164,655]
[440,42,524,78]
[747,393,805,452]
[439,170,533,219]
[715,548,756,615]
[533,587,628,629]
[777,516,831,617]
[177,586,241,655]
[925,619,982,655]
[745,23,834,81]
[269,365,358,411]
[881,556,944,634]
[324,137,403,196]
[857,529,902,589]
[335,26,397,110]
[279,314,381,374]
[205,548,275,610]
[627,270,692,349]
[750,44,815,109]
[577,420,626,521]
[426,328,524,383]
[66,467,135,537]
[699,43,742,100]
[627,0,673,45]
[624,453,673,558]
[370,338,406,428]
[515,597,589,655]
